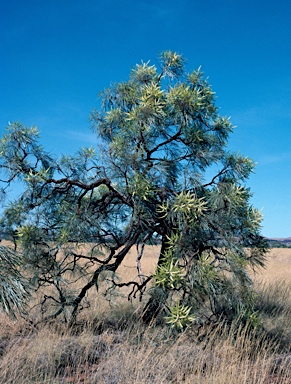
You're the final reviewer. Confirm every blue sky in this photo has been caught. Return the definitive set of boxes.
[1,0,290,238]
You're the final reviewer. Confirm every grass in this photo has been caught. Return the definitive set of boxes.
[0,248,290,383]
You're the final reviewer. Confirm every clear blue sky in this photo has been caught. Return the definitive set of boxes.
[1,0,290,238]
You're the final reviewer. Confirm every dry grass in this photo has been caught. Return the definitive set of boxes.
[0,247,290,383]
[251,249,291,352]
[0,315,290,384]
[252,248,291,282]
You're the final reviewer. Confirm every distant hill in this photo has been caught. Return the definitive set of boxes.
[266,237,291,248]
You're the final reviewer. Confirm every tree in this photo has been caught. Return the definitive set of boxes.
[0,51,267,327]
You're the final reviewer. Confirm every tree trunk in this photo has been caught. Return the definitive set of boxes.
[142,231,172,323]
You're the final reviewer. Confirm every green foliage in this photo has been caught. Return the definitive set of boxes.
[165,302,196,330]
[154,249,183,289]
[0,246,30,318]
[0,51,267,325]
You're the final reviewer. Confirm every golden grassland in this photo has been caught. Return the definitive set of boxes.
[0,247,290,383]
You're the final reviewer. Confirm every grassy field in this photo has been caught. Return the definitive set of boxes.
[0,247,290,383]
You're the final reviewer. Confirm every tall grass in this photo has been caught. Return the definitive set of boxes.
[0,313,290,383]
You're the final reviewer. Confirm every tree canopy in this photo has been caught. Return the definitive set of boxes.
[0,51,267,327]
